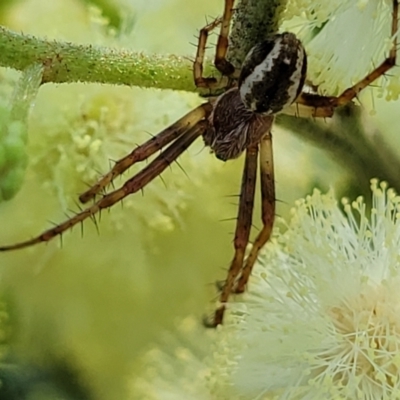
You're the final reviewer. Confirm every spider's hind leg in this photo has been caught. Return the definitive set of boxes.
[205,143,259,328]
[235,131,275,294]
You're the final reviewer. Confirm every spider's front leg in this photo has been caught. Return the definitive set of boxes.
[79,105,208,204]
[0,104,212,251]
[193,0,238,90]
[81,0,239,202]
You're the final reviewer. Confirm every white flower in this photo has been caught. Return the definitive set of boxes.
[132,181,400,399]
[229,180,400,399]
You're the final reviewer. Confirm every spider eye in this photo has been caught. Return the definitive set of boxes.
[238,32,307,115]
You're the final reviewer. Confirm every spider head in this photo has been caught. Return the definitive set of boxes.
[239,32,307,115]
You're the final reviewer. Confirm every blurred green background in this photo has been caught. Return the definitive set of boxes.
[0,0,399,399]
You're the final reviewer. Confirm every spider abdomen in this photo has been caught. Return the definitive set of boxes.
[239,32,307,115]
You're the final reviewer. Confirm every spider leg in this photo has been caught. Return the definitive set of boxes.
[295,0,398,117]
[193,17,222,88]
[333,0,398,107]
[235,127,275,294]
[193,0,237,89]
[0,119,209,251]
[214,0,236,76]
[205,142,258,327]
[79,104,210,203]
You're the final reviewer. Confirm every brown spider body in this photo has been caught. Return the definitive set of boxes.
[0,0,398,328]
[205,32,307,161]
[203,88,269,161]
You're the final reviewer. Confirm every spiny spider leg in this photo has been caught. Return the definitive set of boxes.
[214,0,236,76]
[207,142,259,327]
[193,17,222,88]
[193,0,236,89]
[0,107,211,251]
[333,0,398,107]
[295,0,398,116]
[79,104,209,203]
[235,130,275,294]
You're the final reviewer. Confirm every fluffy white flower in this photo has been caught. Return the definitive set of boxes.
[229,180,400,399]
[132,181,400,399]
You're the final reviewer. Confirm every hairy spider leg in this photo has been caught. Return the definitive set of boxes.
[79,104,209,203]
[235,130,275,294]
[295,0,398,117]
[193,0,236,89]
[193,17,222,88]
[206,116,274,327]
[206,143,258,327]
[214,0,236,75]
[333,0,398,106]
[0,107,211,251]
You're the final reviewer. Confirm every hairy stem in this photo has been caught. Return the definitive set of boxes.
[0,1,287,91]
[0,25,213,91]
[228,0,288,68]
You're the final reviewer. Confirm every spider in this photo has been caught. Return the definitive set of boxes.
[0,0,398,327]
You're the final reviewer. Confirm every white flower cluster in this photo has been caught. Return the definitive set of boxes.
[132,181,400,400]
[230,180,400,399]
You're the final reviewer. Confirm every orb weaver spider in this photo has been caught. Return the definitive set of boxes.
[0,0,398,327]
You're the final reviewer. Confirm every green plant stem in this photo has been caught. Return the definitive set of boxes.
[0,26,212,91]
[228,0,288,68]
[0,1,287,91]
[0,0,289,91]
